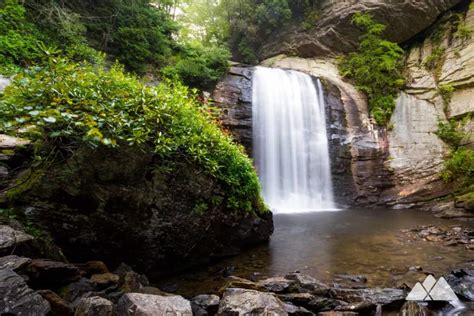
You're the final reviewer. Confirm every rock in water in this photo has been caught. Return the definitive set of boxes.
[0,269,51,315]
[75,296,114,316]
[116,293,192,316]
[218,288,288,315]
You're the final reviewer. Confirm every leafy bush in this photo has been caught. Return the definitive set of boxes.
[0,0,44,74]
[441,148,474,185]
[338,12,405,125]
[162,44,230,90]
[0,57,266,214]
[436,119,467,149]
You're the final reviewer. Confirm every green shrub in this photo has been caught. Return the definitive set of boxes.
[438,83,455,109]
[162,43,230,90]
[0,57,266,214]
[436,119,467,149]
[441,148,474,185]
[338,12,405,125]
[0,0,45,74]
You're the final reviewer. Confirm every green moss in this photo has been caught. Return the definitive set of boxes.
[338,12,405,125]
[438,83,455,110]
[4,168,45,201]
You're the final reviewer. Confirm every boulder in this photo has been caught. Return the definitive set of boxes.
[219,276,262,294]
[74,296,114,316]
[283,302,314,315]
[0,255,31,271]
[74,261,109,277]
[0,269,51,315]
[307,297,347,313]
[278,293,317,307]
[116,293,192,316]
[191,294,220,315]
[37,289,73,316]
[217,288,288,315]
[90,273,120,289]
[24,259,82,288]
[257,276,294,293]
[0,225,34,253]
[11,145,273,279]
[445,269,474,301]
[60,278,96,303]
[285,273,330,295]
[330,288,406,307]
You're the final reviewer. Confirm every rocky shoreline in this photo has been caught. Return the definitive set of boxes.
[1,221,473,315]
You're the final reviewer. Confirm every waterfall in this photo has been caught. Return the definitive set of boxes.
[252,67,336,213]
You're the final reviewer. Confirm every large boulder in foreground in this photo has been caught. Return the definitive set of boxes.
[117,293,192,316]
[7,145,273,279]
[0,269,51,315]
[218,288,288,315]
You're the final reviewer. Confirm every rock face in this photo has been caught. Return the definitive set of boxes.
[9,145,273,279]
[212,66,254,156]
[259,0,464,60]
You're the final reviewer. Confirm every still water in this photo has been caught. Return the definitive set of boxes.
[159,209,473,298]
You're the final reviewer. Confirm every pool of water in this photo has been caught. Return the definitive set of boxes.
[159,209,473,298]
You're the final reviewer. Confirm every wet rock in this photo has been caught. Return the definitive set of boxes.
[0,269,51,315]
[74,261,109,277]
[445,269,474,301]
[75,296,114,316]
[0,255,31,271]
[258,276,294,293]
[0,225,34,253]
[285,273,330,295]
[278,292,316,307]
[283,302,314,315]
[192,294,220,315]
[120,271,146,293]
[0,134,30,149]
[217,288,288,315]
[330,287,406,306]
[60,278,96,302]
[37,289,73,316]
[90,273,120,289]
[25,259,82,288]
[220,276,261,294]
[117,293,192,316]
[334,274,367,284]
[307,297,346,313]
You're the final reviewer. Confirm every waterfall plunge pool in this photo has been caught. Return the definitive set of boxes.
[159,208,473,298]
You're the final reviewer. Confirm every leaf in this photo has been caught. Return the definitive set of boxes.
[43,116,57,123]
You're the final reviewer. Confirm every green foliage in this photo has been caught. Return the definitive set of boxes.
[162,43,230,90]
[438,83,455,109]
[338,12,405,125]
[436,119,467,149]
[0,0,44,74]
[441,148,474,185]
[423,47,445,74]
[0,58,266,214]
[453,12,473,40]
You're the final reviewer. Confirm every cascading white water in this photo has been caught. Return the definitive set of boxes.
[252,66,336,213]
